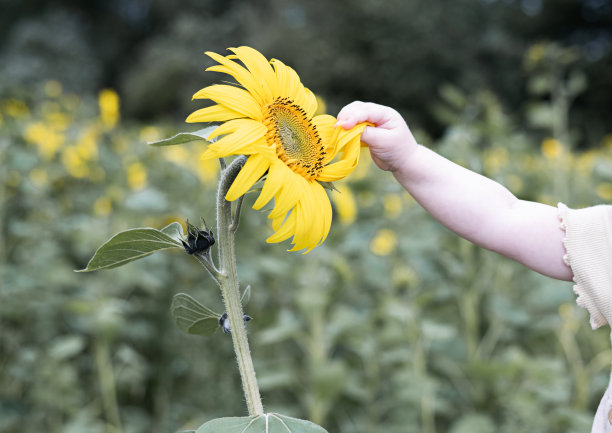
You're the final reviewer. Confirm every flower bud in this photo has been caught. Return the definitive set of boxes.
[181,218,215,255]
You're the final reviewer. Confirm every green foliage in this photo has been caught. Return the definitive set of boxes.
[2,45,612,433]
[195,414,328,433]
[148,127,217,147]
[171,293,221,336]
[78,225,182,272]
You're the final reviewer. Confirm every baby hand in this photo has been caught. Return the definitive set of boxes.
[336,101,417,172]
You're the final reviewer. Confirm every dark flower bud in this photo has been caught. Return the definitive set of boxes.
[219,312,252,334]
[181,218,215,255]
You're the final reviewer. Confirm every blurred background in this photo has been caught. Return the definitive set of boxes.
[2,0,612,432]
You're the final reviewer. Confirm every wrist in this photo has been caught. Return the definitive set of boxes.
[388,141,421,176]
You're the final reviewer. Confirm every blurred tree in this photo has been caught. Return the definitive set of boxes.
[1,0,611,146]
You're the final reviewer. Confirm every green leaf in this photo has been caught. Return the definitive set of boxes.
[171,293,220,336]
[195,414,328,433]
[77,228,182,272]
[160,221,185,243]
[148,126,218,147]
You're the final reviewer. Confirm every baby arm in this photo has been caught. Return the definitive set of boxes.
[337,101,573,281]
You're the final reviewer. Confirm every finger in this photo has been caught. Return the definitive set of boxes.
[336,101,395,129]
[360,124,389,146]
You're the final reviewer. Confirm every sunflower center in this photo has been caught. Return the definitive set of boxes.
[263,97,325,181]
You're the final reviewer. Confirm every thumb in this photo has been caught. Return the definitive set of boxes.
[360,125,388,148]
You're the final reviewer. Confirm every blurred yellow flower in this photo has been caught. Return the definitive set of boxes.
[3,98,29,118]
[196,155,220,184]
[392,265,420,287]
[6,170,22,188]
[314,95,327,116]
[186,46,367,252]
[62,147,89,178]
[98,89,120,129]
[164,145,190,166]
[112,136,129,154]
[483,147,508,173]
[76,128,99,161]
[331,183,357,224]
[44,112,71,132]
[349,148,372,180]
[596,183,612,201]
[139,126,161,143]
[575,150,595,176]
[527,43,546,65]
[29,167,49,188]
[358,190,376,207]
[126,162,147,190]
[93,196,112,216]
[505,174,523,193]
[383,194,403,219]
[370,228,397,256]
[541,138,563,159]
[24,122,64,160]
[44,80,63,98]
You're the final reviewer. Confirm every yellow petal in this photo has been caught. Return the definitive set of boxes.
[289,186,322,252]
[322,123,365,164]
[311,181,332,246]
[186,104,244,123]
[207,118,258,139]
[267,165,305,219]
[298,87,318,119]
[225,154,270,201]
[229,47,275,102]
[312,114,336,147]
[252,162,283,210]
[267,212,296,244]
[193,84,262,121]
[270,59,300,99]
[204,121,267,159]
[317,139,360,182]
[205,51,267,105]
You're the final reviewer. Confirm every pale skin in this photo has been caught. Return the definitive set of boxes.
[336,101,574,282]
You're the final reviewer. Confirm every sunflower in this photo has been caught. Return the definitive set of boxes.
[187,46,366,252]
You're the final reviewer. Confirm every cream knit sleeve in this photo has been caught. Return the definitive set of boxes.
[558,203,612,329]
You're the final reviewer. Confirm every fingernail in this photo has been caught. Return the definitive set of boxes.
[335,118,349,128]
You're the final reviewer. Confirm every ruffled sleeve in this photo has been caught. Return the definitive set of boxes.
[558,203,612,330]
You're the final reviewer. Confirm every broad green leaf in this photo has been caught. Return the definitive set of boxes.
[77,228,182,272]
[171,293,220,336]
[148,126,218,147]
[161,221,185,243]
[195,414,328,433]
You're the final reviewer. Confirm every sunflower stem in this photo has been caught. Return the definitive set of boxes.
[215,155,264,416]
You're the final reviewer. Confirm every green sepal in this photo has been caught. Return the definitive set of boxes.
[77,225,182,272]
[319,181,339,192]
[195,414,329,433]
[171,293,220,336]
[147,126,218,147]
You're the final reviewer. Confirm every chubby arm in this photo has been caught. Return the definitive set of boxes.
[337,101,573,281]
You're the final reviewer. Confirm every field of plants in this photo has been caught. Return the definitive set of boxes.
[2,39,612,433]
[2,1,612,431]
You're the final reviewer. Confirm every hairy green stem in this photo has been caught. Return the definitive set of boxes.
[94,337,123,433]
[216,156,264,416]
